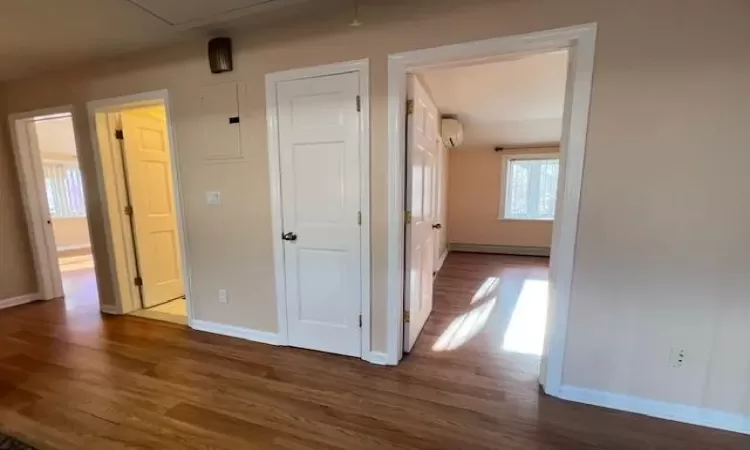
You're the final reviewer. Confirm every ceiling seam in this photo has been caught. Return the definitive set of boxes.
[120,0,176,26]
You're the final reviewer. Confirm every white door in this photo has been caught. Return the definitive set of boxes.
[121,108,184,308]
[404,75,439,352]
[433,140,446,269]
[277,71,363,357]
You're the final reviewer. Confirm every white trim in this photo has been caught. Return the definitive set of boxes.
[86,90,195,325]
[498,152,560,221]
[191,320,281,346]
[362,351,389,366]
[386,24,597,385]
[8,106,76,301]
[559,385,750,436]
[450,243,550,257]
[265,59,373,361]
[0,293,40,310]
[99,304,122,315]
[435,249,449,273]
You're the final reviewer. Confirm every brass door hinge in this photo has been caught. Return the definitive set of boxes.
[403,310,410,323]
[405,210,412,225]
[134,276,143,287]
[115,129,124,140]
[406,99,414,115]
[124,205,133,216]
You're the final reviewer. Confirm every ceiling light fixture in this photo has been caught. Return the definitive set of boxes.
[350,0,362,27]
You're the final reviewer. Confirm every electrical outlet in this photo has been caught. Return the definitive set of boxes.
[218,289,228,304]
[669,347,686,368]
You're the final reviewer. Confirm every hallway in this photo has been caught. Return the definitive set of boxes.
[0,254,746,449]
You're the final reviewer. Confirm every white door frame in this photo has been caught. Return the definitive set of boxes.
[265,59,374,363]
[86,90,194,322]
[8,105,82,302]
[386,24,597,395]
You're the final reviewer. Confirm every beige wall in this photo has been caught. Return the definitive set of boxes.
[448,146,557,248]
[0,86,37,298]
[35,115,77,159]
[2,0,750,417]
[52,218,90,251]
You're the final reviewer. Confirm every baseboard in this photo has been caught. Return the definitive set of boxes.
[100,304,122,315]
[0,293,39,310]
[435,250,449,273]
[363,351,390,366]
[558,385,750,436]
[191,319,281,346]
[450,243,550,257]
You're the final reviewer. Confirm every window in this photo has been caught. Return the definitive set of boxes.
[43,162,87,218]
[502,156,559,221]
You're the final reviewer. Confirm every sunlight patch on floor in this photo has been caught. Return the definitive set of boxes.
[471,277,499,304]
[502,279,549,355]
[432,297,497,352]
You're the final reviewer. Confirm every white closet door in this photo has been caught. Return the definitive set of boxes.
[277,71,363,357]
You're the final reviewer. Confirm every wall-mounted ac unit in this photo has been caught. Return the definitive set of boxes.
[441,118,464,149]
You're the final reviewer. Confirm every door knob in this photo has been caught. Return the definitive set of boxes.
[432,223,442,230]
[282,232,298,241]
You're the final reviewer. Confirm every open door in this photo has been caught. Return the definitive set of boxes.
[120,108,184,308]
[404,75,439,352]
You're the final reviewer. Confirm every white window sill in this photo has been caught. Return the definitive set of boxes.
[498,217,554,222]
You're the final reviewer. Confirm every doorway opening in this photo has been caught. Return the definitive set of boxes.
[402,50,569,369]
[10,110,100,310]
[386,24,596,395]
[89,93,190,325]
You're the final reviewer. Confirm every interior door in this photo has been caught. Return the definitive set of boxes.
[121,107,184,308]
[404,75,438,352]
[433,140,446,269]
[277,71,363,357]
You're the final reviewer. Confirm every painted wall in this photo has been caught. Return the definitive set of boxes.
[35,115,77,159]
[51,218,90,252]
[448,146,557,248]
[0,86,37,298]
[1,0,750,420]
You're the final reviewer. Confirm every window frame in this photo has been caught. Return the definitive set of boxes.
[498,152,560,222]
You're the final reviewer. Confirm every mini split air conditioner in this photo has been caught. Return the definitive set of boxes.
[441,118,464,149]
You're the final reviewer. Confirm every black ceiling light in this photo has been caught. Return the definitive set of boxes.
[208,37,233,74]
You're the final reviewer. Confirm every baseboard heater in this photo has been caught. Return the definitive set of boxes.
[450,243,550,257]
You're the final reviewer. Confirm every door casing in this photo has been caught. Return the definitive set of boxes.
[386,24,598,395]
[265,59,376,364]
[8,106,80,303]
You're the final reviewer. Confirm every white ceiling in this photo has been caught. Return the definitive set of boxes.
[0,0,313,81]
[418,51,569,148]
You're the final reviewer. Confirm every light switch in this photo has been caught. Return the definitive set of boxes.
[206,191,221,205]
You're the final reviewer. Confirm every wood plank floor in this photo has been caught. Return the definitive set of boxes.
[0,253,748,449]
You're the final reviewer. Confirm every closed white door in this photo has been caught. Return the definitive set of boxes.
[404,75,438,352]
[277,71,362,357]
[121,108,184,308]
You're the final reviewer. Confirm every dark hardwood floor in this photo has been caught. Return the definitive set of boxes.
[0,253,747,449]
